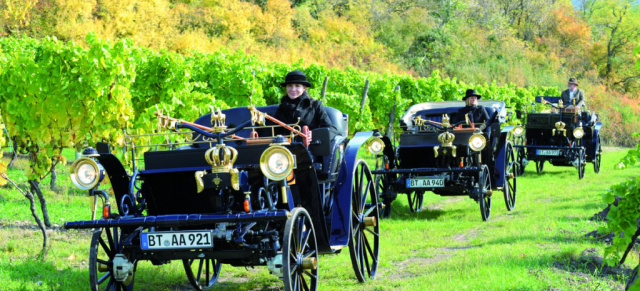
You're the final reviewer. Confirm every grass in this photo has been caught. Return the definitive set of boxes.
[0,147,638,290]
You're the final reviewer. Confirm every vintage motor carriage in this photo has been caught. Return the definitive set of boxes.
[63,105,382,290]
[512,96,603,179]
[372,100,518,221]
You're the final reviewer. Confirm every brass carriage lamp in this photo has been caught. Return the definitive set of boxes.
[70,147,104,191]
[573,126,585,139]
[70,147,110,219]
[512,125,524,137]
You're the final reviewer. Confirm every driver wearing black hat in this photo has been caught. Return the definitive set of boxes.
[453,89,490,129]
[273,70,336,134]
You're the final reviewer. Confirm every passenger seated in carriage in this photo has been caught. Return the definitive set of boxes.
[272,70,337,136]
[560,77,586,109]
[453,89,491,130]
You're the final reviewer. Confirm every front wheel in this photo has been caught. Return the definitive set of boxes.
[535,160,545,173]
[578,149,586,180]
[283,207,319,291]
[348,160,380,282]
[182,257,222,290]
[479,165,492,221]
[89,227,136,291]
[503,142,517,211]
[407,191,424,212]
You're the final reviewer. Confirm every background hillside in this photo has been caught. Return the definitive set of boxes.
[0,0,639,145]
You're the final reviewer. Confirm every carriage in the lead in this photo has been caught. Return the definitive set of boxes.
[372,100,518,221]
[512,96,603,179]
[64,104,381,290]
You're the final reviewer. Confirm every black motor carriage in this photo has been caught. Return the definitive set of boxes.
[512,96,603,179]
[64,104,382,290]
[373,100,518,221]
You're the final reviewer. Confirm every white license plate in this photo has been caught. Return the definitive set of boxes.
[140,231,213,250]
[407,177,444,188]
[537,149,561,156]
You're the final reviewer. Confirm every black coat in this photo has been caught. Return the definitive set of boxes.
[560,88,586,107]
[273,92,337,135]
[453,105,490,125]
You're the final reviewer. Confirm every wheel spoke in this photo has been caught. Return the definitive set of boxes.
[364,227,379,237]
[106,228,114,254]
[363,205,376,217]
[98,236,113,257]
[300,229,311,254]
[197,259,204,283]
[98,272,111,284]
[303,249,317,259]
[361,180,371,210]
[301,273,310,291]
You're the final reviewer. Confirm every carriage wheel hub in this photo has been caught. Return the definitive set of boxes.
[508,173,515,179]
[302,257,317,270]
[112,254,134,283]
[364,217,377,227]
[486,190,493,197]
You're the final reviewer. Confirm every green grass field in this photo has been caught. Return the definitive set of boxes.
[0,148,638,290]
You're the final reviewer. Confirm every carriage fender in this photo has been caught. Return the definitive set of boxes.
[493,132,510,188]
[95,149,131,216]
[330,131,374,247]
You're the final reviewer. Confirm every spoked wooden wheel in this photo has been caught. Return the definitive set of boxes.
[515,146,526,176]
[182,257,222,290]
[375,174,393,219]
[578,149,586,180]
[535,160,545,173]
[479,165,492,221]
[283,207,318,291]
[503,142,517,211]
[594,136,602,174]
[89,227,136,291]
[348,160,380,282]
[407,191,424,212]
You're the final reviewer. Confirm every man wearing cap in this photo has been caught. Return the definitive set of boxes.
[273,70,336,134]
[560,77,586,108]
[453,89,491,129]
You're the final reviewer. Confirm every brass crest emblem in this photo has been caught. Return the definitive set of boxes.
[553,121,566,136]
[438,132,455,147]
[205,144,238,173]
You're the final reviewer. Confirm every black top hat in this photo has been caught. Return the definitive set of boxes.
[568,77,578,86]
[463,89,481,100]
[280,70,313,88]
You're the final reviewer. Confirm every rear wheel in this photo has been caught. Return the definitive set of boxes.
[594,136,602,174]
[283,207,318,291]
[407,191,424,212]
[182,258,222,290]
[535,160,545,173]
[375,175,393,218]
[503,142,517,211]
[479,165,492,221]
[348,160,380,282]
[89,227,136,291]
